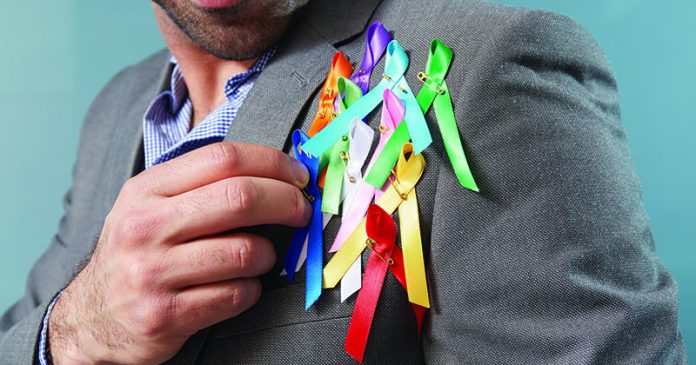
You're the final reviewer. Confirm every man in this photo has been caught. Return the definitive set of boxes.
[0,0,685,363]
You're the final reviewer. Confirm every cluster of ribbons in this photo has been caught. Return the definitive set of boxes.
[282,21,478,363]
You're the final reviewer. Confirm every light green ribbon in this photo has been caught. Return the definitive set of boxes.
[301,40,432,156]
[321,78,363,214]
[365,39,479,191]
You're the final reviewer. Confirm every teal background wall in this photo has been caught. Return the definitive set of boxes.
[0,0,692,358]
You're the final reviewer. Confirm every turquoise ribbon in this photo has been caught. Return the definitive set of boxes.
[301,40,432,156]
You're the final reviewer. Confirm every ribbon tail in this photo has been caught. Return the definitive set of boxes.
[305,196,324,310]
[399,188,430,308]
[433,82,479,191]
[284,226,309,283]
[340,256,362,302]
[389,246,427,337]
[345,253,388,363]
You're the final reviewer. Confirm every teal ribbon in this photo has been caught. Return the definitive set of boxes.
[301,40,432,156]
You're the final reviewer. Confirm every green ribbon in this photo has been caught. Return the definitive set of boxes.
[365,39,479,191]
[322,78,364,214]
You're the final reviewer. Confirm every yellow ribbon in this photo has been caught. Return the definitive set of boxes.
[323,143,429,307]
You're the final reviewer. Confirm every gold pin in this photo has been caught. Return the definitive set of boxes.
[417,71,445,95]
[379,124,389,134]
[365,238,394,265]
[302,189,315,202]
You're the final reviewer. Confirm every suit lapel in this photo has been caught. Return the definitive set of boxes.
[222,20,337,150]
[223,0,383,151]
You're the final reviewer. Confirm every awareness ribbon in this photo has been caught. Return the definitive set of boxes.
[331,89,405,301]
[301,40,432,156]
[415,39,478,191]
[323,143,425,289]
[344,205,426,363]
[321,78,364,214]
[339,124,375,301]
[345,21,391,95]
[331,90,405,253]
[307,51,352,137]
[284,130,324,309]
[336,117,375,302]
[365,39,479,191]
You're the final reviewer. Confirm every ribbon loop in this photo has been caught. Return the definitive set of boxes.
[351,21,391,94]
[307,51,352,137]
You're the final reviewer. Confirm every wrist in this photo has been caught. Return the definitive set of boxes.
[47,288,103,364]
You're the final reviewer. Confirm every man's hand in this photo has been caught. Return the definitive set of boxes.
[48,142,311,364]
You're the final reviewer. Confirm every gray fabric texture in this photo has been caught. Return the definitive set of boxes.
[0,0,685,364]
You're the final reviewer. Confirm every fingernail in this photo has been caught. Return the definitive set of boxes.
[302,197,313,225]
[291,158,310,187]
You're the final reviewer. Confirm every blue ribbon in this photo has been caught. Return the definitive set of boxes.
[284,130,324,310]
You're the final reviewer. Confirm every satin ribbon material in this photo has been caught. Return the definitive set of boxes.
[321,78,364,214]
[396,147,430,308]
[335,90,405,302]
[307,51,352,137]
[338,118,375,302]
[364,121,409,189]
[366,39,480,192]
[344,205,426,363]
[321,134,350,215]
[284,130,323,309]
[344,205,397,363]
[301,40,432,156]
[416,39,478,191]
[331,89,405,253]
[323,143,425,289]
[350,21,391,94]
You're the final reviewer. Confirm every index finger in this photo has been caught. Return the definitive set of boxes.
[130,142,309,197]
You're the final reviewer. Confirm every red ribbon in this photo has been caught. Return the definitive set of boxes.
[344,205,427,363]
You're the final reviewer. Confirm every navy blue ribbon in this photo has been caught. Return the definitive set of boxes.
[284,130,324,310]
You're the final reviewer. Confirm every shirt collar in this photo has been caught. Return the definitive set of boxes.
[168,47,277,106]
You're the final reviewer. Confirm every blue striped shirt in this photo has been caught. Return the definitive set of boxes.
[38,47,275,364]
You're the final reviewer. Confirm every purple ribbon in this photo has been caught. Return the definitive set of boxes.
[335,21,391,110]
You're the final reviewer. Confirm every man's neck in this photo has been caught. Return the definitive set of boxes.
[154,6,256,128]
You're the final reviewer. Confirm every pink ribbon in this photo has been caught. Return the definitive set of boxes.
[330,89,405,253]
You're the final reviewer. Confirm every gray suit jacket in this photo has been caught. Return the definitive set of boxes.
[0,0,685,364]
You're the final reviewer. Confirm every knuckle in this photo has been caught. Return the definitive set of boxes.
[210,143,240,172]
[118,179,140,200]
[226,279,261,310]
[126,256,163,292]
[231,235,256,269]
[225,178,257,215]
[112,208,164,246]
[131,295,176,337]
